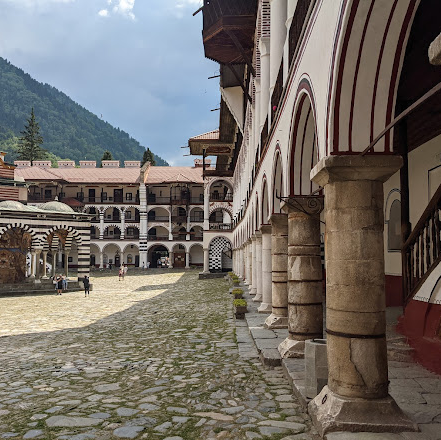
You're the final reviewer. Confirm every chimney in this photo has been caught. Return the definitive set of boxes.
[14,160,31,168]
[80,160,97,168]
[124,161,141,168]
[102,160,120,168]
[33,160,52,169]
[58,160,76,168]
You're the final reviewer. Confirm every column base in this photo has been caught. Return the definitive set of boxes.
[34,279,41,284]
[249,287,257,295]
[252,293,262,302]
[308,386,418,437]
[258,303,272,313]
[264,313,288,329]
[41,276,49,280]
[278,338,305,359]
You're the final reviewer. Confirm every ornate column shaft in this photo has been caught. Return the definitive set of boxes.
[253,232,263,302]
[278,196,324,358]
[30,250,36,279]
[264,214,288,328]
[308,155,416,436]
[250,235,257,294]
[42,251,48,279]
[258,224,272,313]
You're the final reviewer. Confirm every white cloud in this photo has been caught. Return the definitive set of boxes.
[172,0,202,18]
[98,0,136,20]
[0,0,75,6]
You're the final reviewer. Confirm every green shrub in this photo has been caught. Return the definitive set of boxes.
[233,299,247,307]
[232,288,243,295]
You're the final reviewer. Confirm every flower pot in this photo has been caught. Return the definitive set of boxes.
[234,305,248,319]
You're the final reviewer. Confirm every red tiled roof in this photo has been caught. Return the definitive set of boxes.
[145,167,204,184]
[15,167,141,184]
[189,129,219,141]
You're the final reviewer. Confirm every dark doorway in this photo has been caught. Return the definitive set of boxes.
[88,189,96,203]
[150,246,169,268]
[114,189,123,203]
[90,254,96,266]
[115,255,121,267]
[135,255,140,267]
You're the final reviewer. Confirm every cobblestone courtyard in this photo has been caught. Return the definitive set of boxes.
[0,270,316,440]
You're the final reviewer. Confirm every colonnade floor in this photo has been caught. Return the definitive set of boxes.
[240,284,441,439]
[0,269,318,440]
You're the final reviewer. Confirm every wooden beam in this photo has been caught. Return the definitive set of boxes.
[225,29,256,77]
[226,63,252,103]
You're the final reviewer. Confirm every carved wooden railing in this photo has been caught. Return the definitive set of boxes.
[260,117,268,153]
[271,60,284,122]
[402,183,441,304]
[289,0,312,65]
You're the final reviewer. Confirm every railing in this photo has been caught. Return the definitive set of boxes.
[125,218,140,223]
[172,216,187,223]
[402,184,441,304]
[147,235,170,241]
[202,0,257,30]
[104,218,121,223]
[271,60,284,122]
[289,0,312,65]
[147,196,170,204]
[209,223,232,231]
[103,235,121,240]
[124,235,140,240]
[190,197,204,204]
[28,194,58,202]
[189,216,204,222]
[171,198,190,205]
[209,194,233,202]
[189,235,203,241]
[148,216,169,222]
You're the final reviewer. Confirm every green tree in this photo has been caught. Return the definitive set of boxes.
[100,150,113,167]
[141,148,156,166]
[17,108,46,164]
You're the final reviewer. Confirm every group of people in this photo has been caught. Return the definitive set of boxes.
[118,264,128,281]
[54,274,68,295]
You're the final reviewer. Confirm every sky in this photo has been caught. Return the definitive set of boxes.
[0,0,220,166]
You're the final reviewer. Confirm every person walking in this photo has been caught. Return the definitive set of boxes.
[56,274,63,295]
[83,276,90,297]
[118,267,123,281]
[62,275,68,291]
[123,264,128,279]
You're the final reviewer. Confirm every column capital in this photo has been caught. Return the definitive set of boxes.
[311,155,403,187]
[269,212,288,228]
[281,195,324,216]
[260,224,272,234]
[255,230,262,239]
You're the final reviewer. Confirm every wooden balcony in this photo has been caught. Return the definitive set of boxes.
[202,0,257,65]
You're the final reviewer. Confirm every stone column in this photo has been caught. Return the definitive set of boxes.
[246,239,253,288]
[99,251,104,269]
[99,212,104,239]
[258,224,273,313]
[120,210,125,240]
[259,37,270,131]
[168,212,173,241]
[169,251,174,269]
[253,232,263,302]
[250,235,257,294]
[64,251,69,277]
[34,250,42,283]
[203,248,209,273]
[30,250,36,279]
[185,251,190,269]
[278,197,324,359]
[308,155,416,436]
[52,253,57,277]
[42,251,48,279]
[264,214,288,328]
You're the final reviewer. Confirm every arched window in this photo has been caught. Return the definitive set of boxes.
[127,254,133,264]
[388,200,401,251]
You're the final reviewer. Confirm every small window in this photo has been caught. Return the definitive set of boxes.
[127,254,133,264]
[125,211,132,219]
[388,199,402,251]
[101,192,108,201]
[126,193,133,201]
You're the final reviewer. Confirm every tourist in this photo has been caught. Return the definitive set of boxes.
[123,264,128,278]
[142,262,145,270]
[83,276,90,297]
[62,275,68,291]
[118,267,123,281]
[56,274,63,295]
[146,261,150,269]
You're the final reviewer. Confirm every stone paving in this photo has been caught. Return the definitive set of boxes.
[0,269,318,440]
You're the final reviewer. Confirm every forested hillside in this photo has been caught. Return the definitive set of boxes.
[0,57,168,166]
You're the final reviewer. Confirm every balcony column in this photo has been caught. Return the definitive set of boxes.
[258,224,273,313]
[308,155,416,436]
[30,250,36,279]
[270,0,288,102]
[169,211,173,240]
[120,210,125,240]
[203,247,209,273]
[245,239,252,286]
[186,213,191,240]
[283,0,296,82]
[250,235,258,294]
[99,212,104,239]
[185,251,190,269]
[259,37,271,133]
[42,251,48,279]
[204,186,210,231]
[253,232,263,302]
[278,196,324,359]
[99,251,104,269]
[254,80,261,148]
[264,214,288,329]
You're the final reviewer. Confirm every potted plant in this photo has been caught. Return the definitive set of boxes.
[231,276,240,286]
[233,299,248,319]
[232,288,243,299]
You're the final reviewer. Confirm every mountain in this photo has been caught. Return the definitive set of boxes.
[0,57,168,166]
